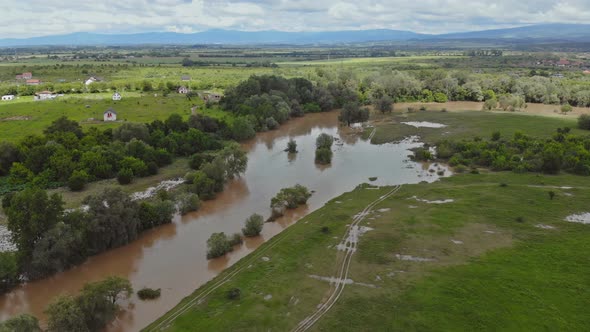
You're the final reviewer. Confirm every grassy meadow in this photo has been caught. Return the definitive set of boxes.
[147,172,590,331]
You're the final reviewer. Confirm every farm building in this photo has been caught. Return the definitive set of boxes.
[26,79,41,85]
[34,91,57,100]
[181,75,191,81]
[178,86,189,94]
[16,72,32,80]
[202,92,222,103]
[104,108,117,121]
[112,92,122,101]
[1,95,15,101]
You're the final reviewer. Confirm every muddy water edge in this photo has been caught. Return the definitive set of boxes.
[0,111,447,331]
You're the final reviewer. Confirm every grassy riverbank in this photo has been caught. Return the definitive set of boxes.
[368,109,584,144]
[146,171,590,331]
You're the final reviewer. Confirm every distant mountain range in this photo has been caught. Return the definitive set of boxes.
[1,24,590,47]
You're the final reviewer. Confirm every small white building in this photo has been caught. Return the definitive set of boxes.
[85,77,98,86]
[34,91,57,101]
[104,108,117,121]
[112,92,122,101]
[1,95,15,101]
[178,86,189,94]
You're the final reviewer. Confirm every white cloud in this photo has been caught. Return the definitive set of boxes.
[1,0,590,38]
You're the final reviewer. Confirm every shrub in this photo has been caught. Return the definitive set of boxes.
[412,147,432,161]
[561,103,573,114]
[177,193,201,214]
[491,131,501,141]
[578,114,590,130]
[227,288,241,300]
[315,148,333,164]
[419,106,427,111]
[265,117,279,130]
[137,287,161,300]
[242,213,264,237]
[285,139,297,153]
[315,133,333,149]
[516,216,525,223]
[147,162,159,175]
[206,232,231,259]
[117,168,133,185]
[228,233,243,246]
[68,170,88,191]
[321,226,330,234]
[548,191,556,200]
[270,184,312,218]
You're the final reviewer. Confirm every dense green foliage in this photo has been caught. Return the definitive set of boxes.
[45,276,132,332]
[206,232,233,259]
[177,193,201,214]
[270,184,312,219]
[0,252,18,294]
[242,213,264,237]
[0,112,230,194]
[2,187,175,284]
[285,139,298,153]
[338,102,369,126]
[138,287,162,300]
[315,133,334,164]
[437,127,590,175]
[0,313,41,332]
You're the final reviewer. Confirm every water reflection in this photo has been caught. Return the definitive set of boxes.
[0,112,448,331]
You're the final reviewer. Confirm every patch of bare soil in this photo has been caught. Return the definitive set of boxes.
[0,116,31,121]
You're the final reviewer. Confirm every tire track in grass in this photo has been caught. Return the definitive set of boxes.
[293,185,401,332]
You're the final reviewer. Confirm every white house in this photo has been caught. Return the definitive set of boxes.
[34,91,57,101]
[85,77,98,86]
[112,92,122,101]
[1,95,15,101]
[104,108,117,121]
[178,86,189,94]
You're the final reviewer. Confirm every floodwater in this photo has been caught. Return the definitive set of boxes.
[0,112,445,331]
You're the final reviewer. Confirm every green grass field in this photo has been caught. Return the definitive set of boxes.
[0,93,231,142]
[146,172,590,331]
[369,109,584,144]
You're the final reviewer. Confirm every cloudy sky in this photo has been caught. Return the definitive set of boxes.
[3,0,590,38]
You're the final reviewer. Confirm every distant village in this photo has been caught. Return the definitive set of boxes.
[1,72,223,122]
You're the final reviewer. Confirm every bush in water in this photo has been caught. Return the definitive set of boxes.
[242,213,264,237]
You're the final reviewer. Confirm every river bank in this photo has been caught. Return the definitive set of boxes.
[0,111,446,330]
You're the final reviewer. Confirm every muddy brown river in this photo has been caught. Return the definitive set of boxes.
[0,112,445,331]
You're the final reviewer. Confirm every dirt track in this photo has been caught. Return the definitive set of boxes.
[292,185,402,332]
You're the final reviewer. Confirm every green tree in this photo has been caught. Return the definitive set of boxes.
[68,170,89,191]
[339,102,369,126]
[231,117,256,141]
[483,98,497,110]
[113,123,150,142]
[177,193,201,215]
[0,252,18,293]
[0,142,20,176]
[45,295,88,332]
[44,116,83,138]
[207,232,232,259]
[8,162,33,185]
[6,188,64,267]
[116,168,133,185]
[29,222,85,279]
[270,184,312,217]
[561,103,573,114]
[316,133,334,150]
[0,313,41,332]
[84,188,140,254]
[285,139,298,153]
[374,96,393,113]
[242,214,264,237]
[578,114,590,130]
[315,148,333,165]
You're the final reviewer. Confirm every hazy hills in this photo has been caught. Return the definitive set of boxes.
[1,24,590,47]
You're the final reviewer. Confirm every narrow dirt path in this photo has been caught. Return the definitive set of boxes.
[292,185,402,332]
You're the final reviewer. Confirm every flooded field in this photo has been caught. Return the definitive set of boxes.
[0,112,447,331]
